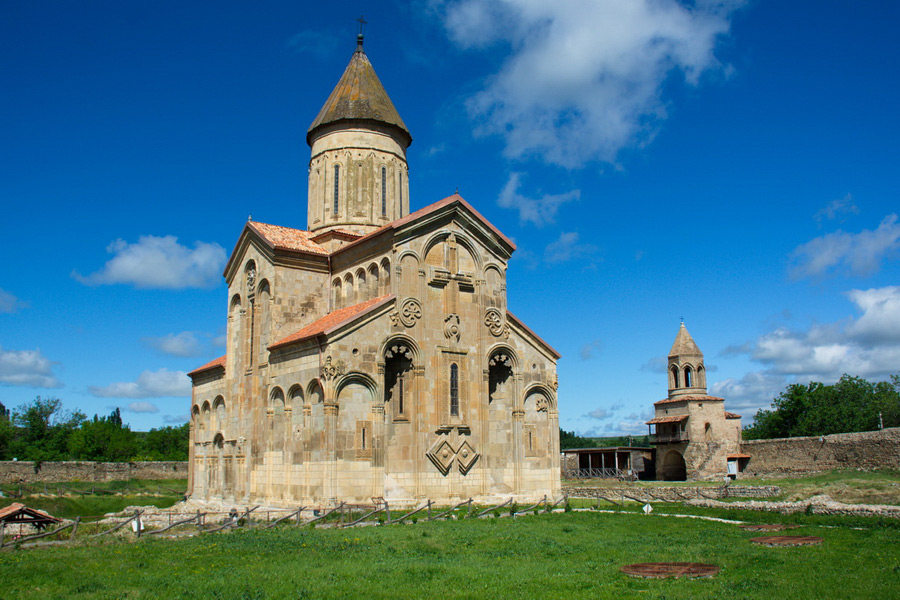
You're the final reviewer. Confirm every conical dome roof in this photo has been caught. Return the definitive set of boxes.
[307,37,411,147]
[668,322,703,359]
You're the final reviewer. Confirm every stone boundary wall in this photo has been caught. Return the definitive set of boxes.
[0,461,188,484]
[565,485,781,502]
[739,427,900,476]
[686,495,900,519]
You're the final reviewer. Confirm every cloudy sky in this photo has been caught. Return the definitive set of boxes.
[2,1,898,434]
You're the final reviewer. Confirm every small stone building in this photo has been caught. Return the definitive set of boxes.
[187,36,561,507]
[646,323,742,480]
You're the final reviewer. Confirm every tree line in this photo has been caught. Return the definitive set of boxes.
[0,396,189,462]
[743,374,900,440]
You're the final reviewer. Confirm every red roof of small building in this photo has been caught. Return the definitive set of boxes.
[0,502,60,524]
[269,295,394,350]
[725,411,742,419]
[654,395,725,405]
[187,355,226,377]
[646,415,689,425]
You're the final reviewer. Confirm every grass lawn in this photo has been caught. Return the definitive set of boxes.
[1,509,897,599]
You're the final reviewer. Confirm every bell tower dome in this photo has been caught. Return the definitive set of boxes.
[667,322,707,398]
[306,34,412,235]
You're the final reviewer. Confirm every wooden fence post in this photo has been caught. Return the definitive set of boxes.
[384,501,391,525]
[296,508,302,527]
[70,516,80,541]
[0,520,5,547]
[197,510,202,534]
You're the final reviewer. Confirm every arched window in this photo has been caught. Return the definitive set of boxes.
[333,164,340,215]
[684,366,693,387]
[381,166,387,217]
[384,343,412,419]
[670,365,680,388]
[449,363,459,416]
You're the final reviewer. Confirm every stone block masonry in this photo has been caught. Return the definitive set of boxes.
[0,461,188,484]
[739,427,900,477]
[565,485,781,501]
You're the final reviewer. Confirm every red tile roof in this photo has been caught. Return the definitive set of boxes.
[725,411,742,419]
[654,395,725,405]
[187,355,226,377]
[646,415,689,425]
[310,228,364,242]
[269,295,394,350]
[248,221,329,255]
[727,453,752,459]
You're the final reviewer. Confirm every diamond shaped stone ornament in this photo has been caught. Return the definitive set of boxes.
[456,440,479,474]
[426,438,456,476]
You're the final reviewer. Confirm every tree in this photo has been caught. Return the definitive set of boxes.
[68,408,139,461]
[559,428,597,450]
[139,423,190,460]
[11,396,86,461]
[744,374,900,439]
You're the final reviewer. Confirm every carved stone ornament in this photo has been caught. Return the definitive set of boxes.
[391,298,423,328]
[426,438,456,476]
[489,353,511,368]
[456,440,479,475]
[535,395,550,412]
[444,314,461,342]
[246,266,256,293]
[484,308,509,338]
[321,355,345,381]
[425,436,481,476]
[384,344,413,360]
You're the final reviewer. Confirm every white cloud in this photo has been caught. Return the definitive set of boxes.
[790,214,900,279]
[710,371,786,415]
[144,331,205,357]
[89,368,191,399]
[126,401,160,414]
[729,286,900,384]
[845,286,900,344]
[498,172,580,226]
[814,193,859,225]
[580,339,603,360]
[163,414,190,424]
[442,0,740,167]
[0,346,62,388]
[0,288,27,313]
[73,235,226,289]
[586,408,609,420]
[640,355,668,373]
[544,232,598,264]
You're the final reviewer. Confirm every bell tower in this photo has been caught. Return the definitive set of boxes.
[306,34,412,236]
[667,321,707,397]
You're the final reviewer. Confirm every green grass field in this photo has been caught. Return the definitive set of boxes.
[1,508,898,599]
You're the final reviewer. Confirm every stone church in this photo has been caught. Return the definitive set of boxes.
[187,36,561,507]
[646,323,743,480]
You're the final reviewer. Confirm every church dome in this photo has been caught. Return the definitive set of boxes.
[307,35,411,148]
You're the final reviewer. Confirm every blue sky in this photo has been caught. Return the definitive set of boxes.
[2,1,899,434]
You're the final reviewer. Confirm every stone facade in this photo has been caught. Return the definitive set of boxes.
[187,38,560,508]
[647,323,742,480]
